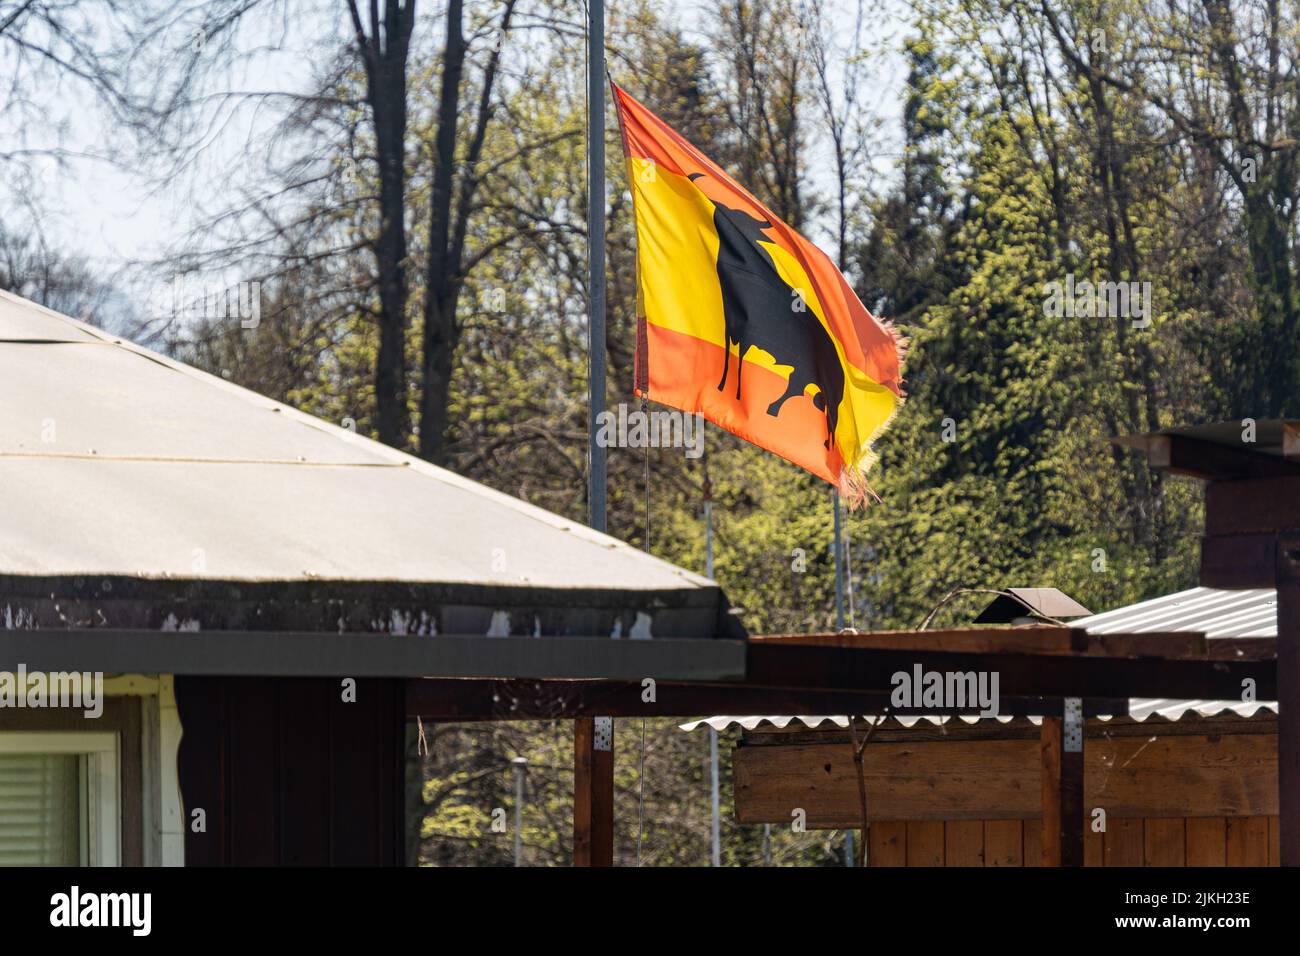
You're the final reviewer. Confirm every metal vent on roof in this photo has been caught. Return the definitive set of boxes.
[973,587,1092,624]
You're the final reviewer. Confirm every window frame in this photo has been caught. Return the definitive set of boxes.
[0,731,121,866]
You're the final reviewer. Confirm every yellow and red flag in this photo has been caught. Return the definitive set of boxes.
[613,82,905,503]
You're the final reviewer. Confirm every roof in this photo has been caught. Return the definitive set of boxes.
[679,700,1278,733]
[681,586,1278,731]
[0,291,739,645]
[1115,419,1300,481]
[1075,585,1275,638]
[1115,419,1300,458]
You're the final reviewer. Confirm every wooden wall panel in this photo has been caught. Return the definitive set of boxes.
[1186,817,1227,866]
[177,677,406,866]
[735,739,1038,825]
[984,820,1022,867]
[1144,818,1186,866]
[225,679,278,866]
[1226,816,1269,866]
[867,821,906,867]
[173,678,226,866]
[1084,824,1103,866]
[735,731,1277,828]
[945,820,984,866]
[1021,818,1042,866]
[862,815,1282,866]
[1089,733,1276,817]
[277,679,331,865]
[1103,819,1144,866]
[906,821,944,866]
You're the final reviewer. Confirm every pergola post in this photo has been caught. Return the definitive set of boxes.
[573,717,614,866]
[1040,699,1084,866]
[1276,537,1300,865]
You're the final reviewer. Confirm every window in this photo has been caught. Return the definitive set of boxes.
[0,732,120,866]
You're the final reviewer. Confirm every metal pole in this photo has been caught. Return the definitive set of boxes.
[844,516,856,630]
[709,725,721,866]
[587,0,607,534]
[833,493,845,630]
[575,0,614,869]
[511,756,527,867]
[704,487,720,866]
[704,500,714,578]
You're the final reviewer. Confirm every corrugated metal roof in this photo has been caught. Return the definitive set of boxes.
[681,587,1280,731]
[680,700,1278,733]
[0,291,718,601]
[1076,586,1276,638]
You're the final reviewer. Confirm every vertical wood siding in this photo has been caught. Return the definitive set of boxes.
[175,677,406,866]
[866,816,1282,866]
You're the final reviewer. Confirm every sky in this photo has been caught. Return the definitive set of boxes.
[5,0,908,283]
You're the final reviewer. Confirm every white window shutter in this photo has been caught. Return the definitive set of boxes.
[0,753,81,866]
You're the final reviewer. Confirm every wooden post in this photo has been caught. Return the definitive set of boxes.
[573,717,614,866]
[1041,703,1084,866]
[1276,537,1300,865]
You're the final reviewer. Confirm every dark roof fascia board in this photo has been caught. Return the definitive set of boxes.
[0,630,748,681]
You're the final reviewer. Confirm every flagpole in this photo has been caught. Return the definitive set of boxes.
[833,492,845,631]
[587,0,607,533]
[833,491,851,864]
[576,0,613,869]
[703,477,720,866]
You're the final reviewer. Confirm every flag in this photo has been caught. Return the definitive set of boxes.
[612,82,905,504]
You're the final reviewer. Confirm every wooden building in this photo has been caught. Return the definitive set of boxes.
[0,290,743,866]
[686,588,1282,866]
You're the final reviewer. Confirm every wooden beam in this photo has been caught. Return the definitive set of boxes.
[573,717,613,867]
[1206,478,1300,535]
[573,718,593,866]
[405,678,1129,721]
[1040,719,1061,866]
[1285,422,1300,458]
[1039,716,1083,866]
[1201,533,1278,588]
[404,642,1276,717]
[750,627,1209,659]
[731,728,1278,827]
[737,738,1038,825]
[1139,434,1300,481]
[741,641,1274,700]
[1276,537,1300,866]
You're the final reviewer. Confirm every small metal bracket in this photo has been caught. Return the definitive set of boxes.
[1063,697,1083,752]
[593,716,613,752]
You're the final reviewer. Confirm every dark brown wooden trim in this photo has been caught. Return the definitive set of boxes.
[1201,533,1278,588]
[750,627,1210,659]
[1206,478,1300,535]
[1139,434,1300,481]
[117,697,143,868]
[741,641,1274,700]
[1275,536,1300,865]
[404,678,1129,721]
[573,718,612,867]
